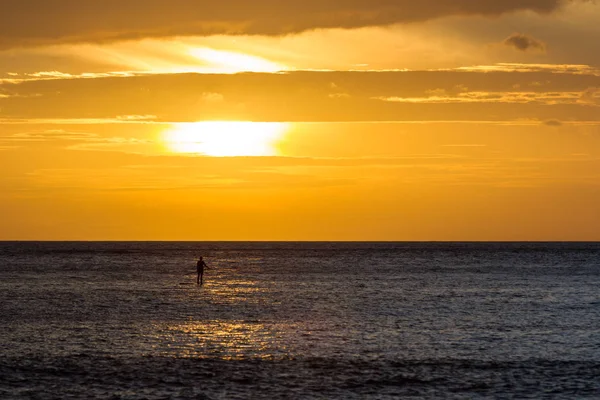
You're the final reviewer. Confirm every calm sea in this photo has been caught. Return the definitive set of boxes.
[1,242,599,399]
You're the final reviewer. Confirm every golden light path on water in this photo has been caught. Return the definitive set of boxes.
[151,321,288,360]
[145,277,292,360]
[164,121,291,156]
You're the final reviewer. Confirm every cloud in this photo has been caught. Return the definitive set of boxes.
[455,63,600,75]
[0,0,577,49]
[376,91,585,104]
[201,92,225,103]
[116,115,157,121]
[0,129,100,143]
[503,33,547,52]
[542,119,563,126]
[0,127,157,155]
[2,68,600,122]
[1,71,139,84]
[579,87,600,104]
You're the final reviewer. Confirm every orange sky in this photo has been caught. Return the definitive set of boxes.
[1,0,600,240]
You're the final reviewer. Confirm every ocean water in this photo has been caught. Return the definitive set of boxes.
[1,242,599,399]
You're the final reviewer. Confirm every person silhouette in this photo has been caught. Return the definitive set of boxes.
[197,257,208,285]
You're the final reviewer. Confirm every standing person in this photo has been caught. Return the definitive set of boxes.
[197,257,208,285]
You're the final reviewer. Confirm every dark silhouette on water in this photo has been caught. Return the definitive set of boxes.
[197,257,209,285]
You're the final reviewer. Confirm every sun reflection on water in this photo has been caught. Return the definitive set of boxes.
[144,272,290,360]
[150,321,289,360]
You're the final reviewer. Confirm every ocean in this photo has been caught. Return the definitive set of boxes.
[1,242,599,399]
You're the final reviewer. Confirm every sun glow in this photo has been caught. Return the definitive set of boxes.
[164,121,290,156]
[189,48,286,73]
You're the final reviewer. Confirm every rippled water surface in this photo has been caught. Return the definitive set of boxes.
[1,242,600,399]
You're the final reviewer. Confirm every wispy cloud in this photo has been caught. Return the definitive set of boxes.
[454,63,600,75]
[580,87,600,105]
[0,128,155,154]
[0,71,139,84]
[0,129,97,142]
[0,118,166,125]
[375,91,594,105]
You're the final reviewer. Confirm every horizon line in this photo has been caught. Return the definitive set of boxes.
[2,240,600,243]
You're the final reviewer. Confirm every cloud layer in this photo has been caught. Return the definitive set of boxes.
[0,0,574,49]
[2,68,599,122]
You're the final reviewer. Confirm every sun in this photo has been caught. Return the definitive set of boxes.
[164,121,290,157]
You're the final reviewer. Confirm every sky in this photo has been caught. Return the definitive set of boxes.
[1,0,600,241]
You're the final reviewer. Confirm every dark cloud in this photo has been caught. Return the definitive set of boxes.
[543,119,563,126]
[503,33,547,52]
[0,0,573,49]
